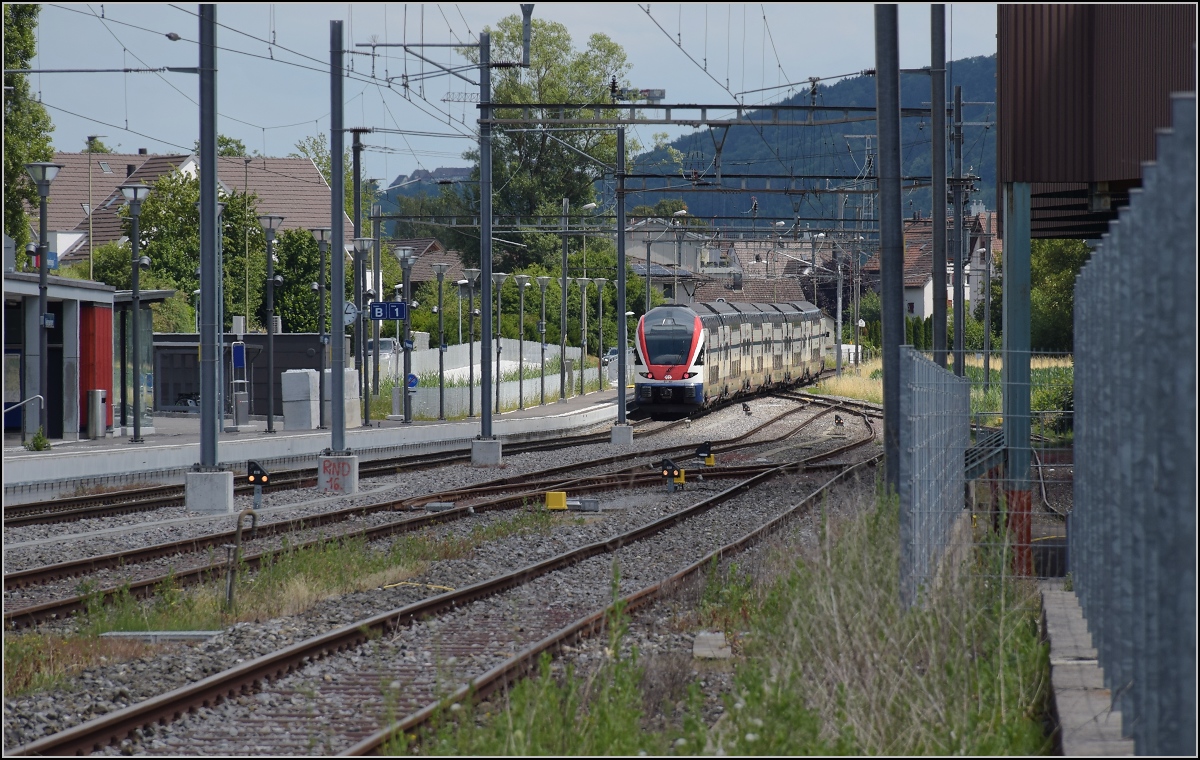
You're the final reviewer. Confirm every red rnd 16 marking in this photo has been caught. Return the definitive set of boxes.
[322,460,351,476]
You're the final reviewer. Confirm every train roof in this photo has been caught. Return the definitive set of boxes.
[656,300,823,320]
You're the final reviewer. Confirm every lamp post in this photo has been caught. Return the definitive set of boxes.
[536,276,550,405]
[560,198,569,403]
[593,277,607,387]
[396,246,416,424]
[573,277,588,391]
[119,181,151,443]
[978,245,992,391]
[310,227,330,428]
[393,282,402,370]
[455,279,467,344]
[86,136,103,280]
[492,272,508,411]
[353,237,373,425]
[26,162,62,438]
[464,268,481,416]
[581,202,597,279]
[258,214,285,434]
[432,262,451,420]
[514,275,531,409]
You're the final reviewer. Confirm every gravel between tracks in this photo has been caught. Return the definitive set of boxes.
[3,415,878,753]
[1,399,802,571]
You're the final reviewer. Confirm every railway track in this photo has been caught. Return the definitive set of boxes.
[4,400,874,628]
[7,414,878,756]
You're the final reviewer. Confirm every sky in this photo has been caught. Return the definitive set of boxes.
[27,3,997,186]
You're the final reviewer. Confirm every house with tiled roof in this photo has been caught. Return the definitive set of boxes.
[386,238,465,286]
[862,211,991,318]
[37,151,353,267]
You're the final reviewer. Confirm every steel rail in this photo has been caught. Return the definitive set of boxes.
[3,404,862,626]
[9,420,875,757]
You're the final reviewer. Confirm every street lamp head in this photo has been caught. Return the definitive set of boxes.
[257,214,285,240]
[492,271,509,287]
[431,262,451,280]
[354,237,374,256]
[25,162,63,194]
[536,275,551,290]
[514,274,531,288]
[576,277,591,289]
[393,245,415,265]
[593,277,608,290]
[119,182,152,205]
[464,268,481,286]
[309,227,331,245]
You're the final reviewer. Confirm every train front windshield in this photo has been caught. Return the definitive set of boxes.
[643,307,696,365]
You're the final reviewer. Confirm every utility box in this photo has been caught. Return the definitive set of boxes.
[86,389,107,440]
[232,391,249,426]
[545,491,567,510]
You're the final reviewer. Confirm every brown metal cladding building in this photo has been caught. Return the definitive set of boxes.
[997,4,1197,238]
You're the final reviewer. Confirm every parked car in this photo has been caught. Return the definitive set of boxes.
[602,347,633,366]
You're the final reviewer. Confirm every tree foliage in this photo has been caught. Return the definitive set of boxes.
[193,134,249,158]
[4,4,55,251]
[409,16,636,273]
[289,133,376,226]
[974,238,1092,352]
[85,136,114,153]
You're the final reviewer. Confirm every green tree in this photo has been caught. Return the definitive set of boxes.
[85,136,114,153]
[117,169,266,330]
[289,133,377,226]
[858,290,881,325]
[272,228,322,333]
[193,134,249,158]
[4,4,55,253]
[973,238,1092,352]
[440,15,635,271]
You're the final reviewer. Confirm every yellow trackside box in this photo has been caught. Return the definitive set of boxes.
[546,491,568,510]
[704,454,716,467]
[674,470,686,485]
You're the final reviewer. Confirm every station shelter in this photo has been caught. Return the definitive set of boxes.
[3,272,116,440]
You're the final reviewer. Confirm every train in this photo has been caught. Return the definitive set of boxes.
[633,300,831,416]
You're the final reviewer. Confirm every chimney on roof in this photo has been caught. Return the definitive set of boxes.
[127,164,136,177]
[138,148,148,155]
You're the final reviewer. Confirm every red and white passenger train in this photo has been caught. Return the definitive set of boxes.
[633,300,830,415]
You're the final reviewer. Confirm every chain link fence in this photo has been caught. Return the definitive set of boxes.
[897,346,971,609]
[1071,93,1195,756]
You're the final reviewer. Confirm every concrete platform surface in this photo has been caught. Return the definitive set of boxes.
[1041,580,1135,756]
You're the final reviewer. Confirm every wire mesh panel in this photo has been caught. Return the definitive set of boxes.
[1072,93,1195,756]
[898,346,970,609]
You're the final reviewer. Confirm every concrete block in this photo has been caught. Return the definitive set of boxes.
[281,369,318,402]
[471,438,502,466]
[101,631,221,644]
[610,424,634,445]
[281,370,319,430]
[425,502,456,512]
[323,369,361,430]
[693,631,732,659]
[573,498,600,512]
[318,454,358,495]
[185,470,234,514]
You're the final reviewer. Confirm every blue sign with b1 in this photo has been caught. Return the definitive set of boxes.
[368,301,407,321]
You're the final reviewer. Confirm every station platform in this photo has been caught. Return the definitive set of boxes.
[2,388,636,504]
